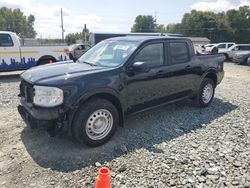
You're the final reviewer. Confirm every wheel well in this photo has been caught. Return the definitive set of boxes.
[82,93,124,127]
[205,72,217,87]
[37,55,57,65]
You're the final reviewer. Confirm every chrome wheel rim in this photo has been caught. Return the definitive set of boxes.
[202,83,213,103]
[86,109,113,140]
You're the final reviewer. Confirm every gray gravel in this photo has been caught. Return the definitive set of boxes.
[0,63,249,188]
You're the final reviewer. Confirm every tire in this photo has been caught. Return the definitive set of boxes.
[37,57,56,66]
[72,98,119,146]
[194,78,215,108]
[69,53,76,62]
[223,54,229,61]
[245,57,250,66]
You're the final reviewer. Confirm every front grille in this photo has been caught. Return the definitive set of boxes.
[20,80,34,103]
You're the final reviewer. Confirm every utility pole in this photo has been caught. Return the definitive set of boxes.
[154,11,157,23]
[61,8,64,42]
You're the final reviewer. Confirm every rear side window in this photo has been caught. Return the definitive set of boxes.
[169,42,189,64]
[240,46,250,50]
[0,34,14,47]
[228,43,234,48]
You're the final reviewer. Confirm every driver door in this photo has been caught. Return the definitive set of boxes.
[125,42,168,113]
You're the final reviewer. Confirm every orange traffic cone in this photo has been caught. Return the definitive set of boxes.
[49,60,53,64]
[95,167,111,188]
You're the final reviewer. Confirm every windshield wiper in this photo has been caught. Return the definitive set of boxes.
[77,60,97,66]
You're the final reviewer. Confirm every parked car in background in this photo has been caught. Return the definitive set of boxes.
[205,42,235,56]
[224,44,250,60]
[202,45,219,55]
[18,36,224,146]
[194,44,204,54]
[233,51,250,65]
[0,31,69,72]
[68,43,92,61]
[204,44,216,48]
[216,42,235,53]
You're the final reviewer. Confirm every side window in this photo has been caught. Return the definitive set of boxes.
[241,46,250,50]
[134,43,164,68]
[234,46,239,51]
[0,34,14,47]
[228,44,234,48]
[170,42,189,64]
[217,44,226,49]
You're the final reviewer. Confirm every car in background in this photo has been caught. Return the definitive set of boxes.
[224,44,250,60]
[205,42,235,56]
[233,51,250,65]
[204,43,216,48]
[194,44,205,54]
[216,42,235,53]
[68,44,92,61]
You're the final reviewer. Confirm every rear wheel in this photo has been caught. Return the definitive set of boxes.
[245,57,250,66]
[37,57,56,66]
[72,98,119,146]
[224,53,229,61]
[194,78,215,108]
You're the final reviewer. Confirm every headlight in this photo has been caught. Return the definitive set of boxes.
[33,86,63,107]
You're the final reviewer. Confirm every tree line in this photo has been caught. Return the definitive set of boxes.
[1,6,249,44]
[131,6,250,43]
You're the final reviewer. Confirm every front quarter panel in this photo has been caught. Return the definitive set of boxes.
[62,68,125,109]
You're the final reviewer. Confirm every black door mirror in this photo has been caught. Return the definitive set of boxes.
[132,62,150,73]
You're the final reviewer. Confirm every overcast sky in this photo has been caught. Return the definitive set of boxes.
[0,0,249,38]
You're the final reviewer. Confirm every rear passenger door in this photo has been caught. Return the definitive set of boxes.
[163,41,198,98]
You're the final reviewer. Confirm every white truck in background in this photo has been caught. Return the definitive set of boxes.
[0,31,69,72]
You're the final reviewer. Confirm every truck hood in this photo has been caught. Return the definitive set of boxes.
[21,61,108,84]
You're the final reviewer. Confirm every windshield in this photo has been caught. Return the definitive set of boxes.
[78,40,139,67]
[68,44,78,51]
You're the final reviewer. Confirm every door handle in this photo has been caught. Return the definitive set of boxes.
[185,65,191,70]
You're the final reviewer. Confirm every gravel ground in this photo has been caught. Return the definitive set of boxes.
[0,63,249,188]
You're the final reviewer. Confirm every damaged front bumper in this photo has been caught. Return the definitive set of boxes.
[17,97,70,136]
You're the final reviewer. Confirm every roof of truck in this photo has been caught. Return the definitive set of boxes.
[0,31,16,35]
[106,35,186,43]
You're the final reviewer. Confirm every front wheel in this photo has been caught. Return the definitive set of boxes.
[194,78,215,108]
[245,57,250,66]
[72,98,119,146]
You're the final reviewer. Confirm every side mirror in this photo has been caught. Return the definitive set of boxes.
[132,62,150,73]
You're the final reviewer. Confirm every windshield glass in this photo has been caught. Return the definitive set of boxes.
[68,44,78,51]
[78,40,139,67]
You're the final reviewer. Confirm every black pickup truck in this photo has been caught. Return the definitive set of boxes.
[18,36,224,146]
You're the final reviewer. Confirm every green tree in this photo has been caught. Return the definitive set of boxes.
[162,6,250,43]
[156,24,167,33]
[227,6,250,43]
[65,31,90,45]
[131,15,156,32]
[0,7,36,38]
